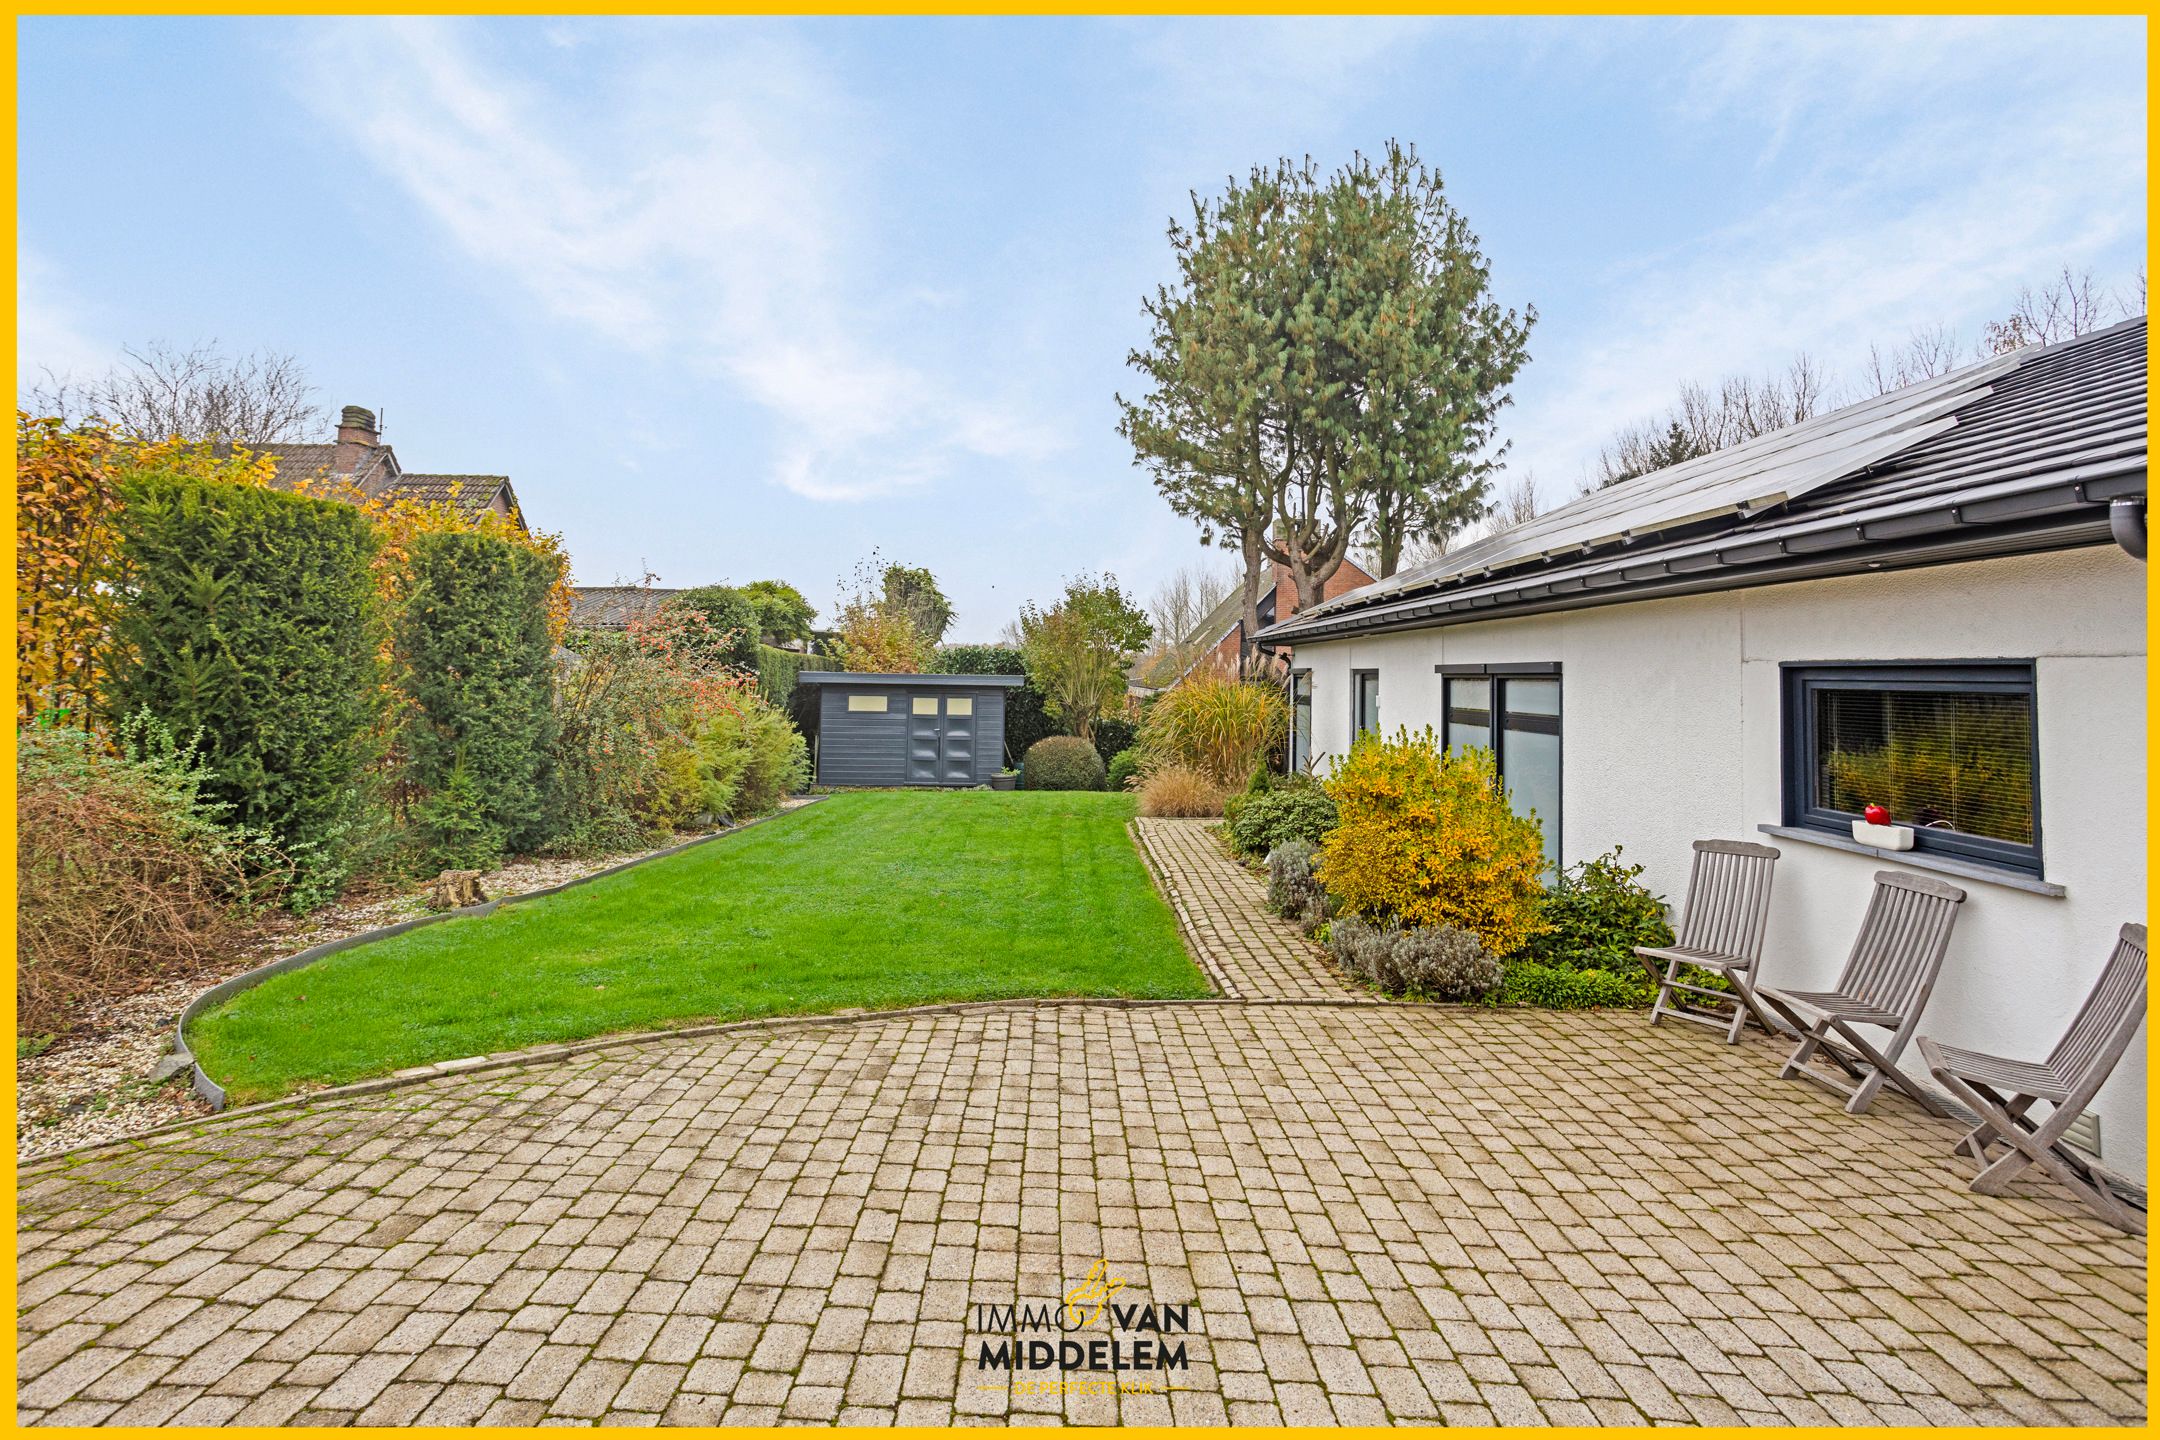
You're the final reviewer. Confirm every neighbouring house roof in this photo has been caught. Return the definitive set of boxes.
[795,672,1028,688]
[1261,317,2148,645]
[388,473,519,520]
[569,586,682,631]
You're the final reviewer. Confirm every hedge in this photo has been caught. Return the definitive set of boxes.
[935,643,1056,763]
[757,645,808,709]
[398,530,560,867]
[108,472,383,895]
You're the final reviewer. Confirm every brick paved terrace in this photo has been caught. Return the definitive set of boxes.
[17,1002,2145,1426]
[15,811,2146,1426]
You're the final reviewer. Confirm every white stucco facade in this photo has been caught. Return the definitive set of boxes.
[1292,544,2149,1178]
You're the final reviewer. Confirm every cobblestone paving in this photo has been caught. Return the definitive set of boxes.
[1131,818,1366,1001]
[18,1005,2145,1426]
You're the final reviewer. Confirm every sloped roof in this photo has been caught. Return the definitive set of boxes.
[385,473,515,518]
[1262,318,2147,644]
[569,586,682,631]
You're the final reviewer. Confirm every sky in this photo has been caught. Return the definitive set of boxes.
[17,16,2147,639]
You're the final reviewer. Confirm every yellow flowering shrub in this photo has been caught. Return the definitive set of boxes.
[1314,726,1548,956]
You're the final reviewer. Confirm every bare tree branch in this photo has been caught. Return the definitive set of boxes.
[24,340,322,444]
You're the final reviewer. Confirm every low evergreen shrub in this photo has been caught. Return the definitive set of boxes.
[1106,746,1143,792]
[1327,915,1500,1000]
[1022,736,1105,791]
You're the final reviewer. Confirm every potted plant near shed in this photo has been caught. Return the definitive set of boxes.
[991,767,1019,791]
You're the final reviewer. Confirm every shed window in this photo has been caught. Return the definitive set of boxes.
[947,697,973,717]
[847,694,888,713]
[1782,662,2040,874]
[912,696,940,715]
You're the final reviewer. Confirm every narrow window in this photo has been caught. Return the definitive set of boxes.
[1782,662,2040,874]
[912,696,940,715]
[1289,671,1313,773]
[1445,676,1492,753]
[847,694,887,713]
[947,697,973,717]
[1351,670,1381,739]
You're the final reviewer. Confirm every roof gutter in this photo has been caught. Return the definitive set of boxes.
[2110,497,2147,560]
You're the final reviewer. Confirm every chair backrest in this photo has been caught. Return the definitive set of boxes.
[2046,923,2148,1083]
[1674,839,1782,963]
[1835,870,1967,1019]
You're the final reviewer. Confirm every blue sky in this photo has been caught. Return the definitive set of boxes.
[18,16,2146,638]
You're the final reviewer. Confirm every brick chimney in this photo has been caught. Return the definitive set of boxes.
[332,405,380,476]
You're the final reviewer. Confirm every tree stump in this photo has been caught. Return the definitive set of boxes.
[429,869,487,910]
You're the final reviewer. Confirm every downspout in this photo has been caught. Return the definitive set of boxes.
[2109,497,2146,560]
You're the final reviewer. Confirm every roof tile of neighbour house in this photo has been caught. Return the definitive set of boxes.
[568,586,683,631]
[247,407,530,529]
[1133,557,1377,691]
[1263,317,2147,643]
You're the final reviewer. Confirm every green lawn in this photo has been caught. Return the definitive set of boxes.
[190,790,1208,1103]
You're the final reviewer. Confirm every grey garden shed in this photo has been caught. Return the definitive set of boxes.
[797,673,1026,788]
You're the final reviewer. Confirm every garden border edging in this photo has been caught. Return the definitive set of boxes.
[170,796,827,1111]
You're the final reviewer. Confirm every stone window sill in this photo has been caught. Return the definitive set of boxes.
[1756,825,2066,898]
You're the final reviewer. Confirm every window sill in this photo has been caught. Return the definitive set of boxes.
[1756,825,2065,898]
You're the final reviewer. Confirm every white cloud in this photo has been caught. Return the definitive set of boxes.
[16,248,113,393]
[292,17,1058,502]
[1505,18,2146,498]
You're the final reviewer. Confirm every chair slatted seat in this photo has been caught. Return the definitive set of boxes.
[1919,923,2147,1234]
[1639,839,1782,1043]
[1759,870,1966,1115]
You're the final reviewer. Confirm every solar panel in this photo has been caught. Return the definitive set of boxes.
[1329,347,2026,609]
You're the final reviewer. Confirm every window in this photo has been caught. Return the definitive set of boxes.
[1440,663,1561,872]
[947,696,972,717]
[1782,662,2040,874]
[911,696,940,715]
[847,694,888,713]
[1351,670,1380,739]
[1289,671,1313,773]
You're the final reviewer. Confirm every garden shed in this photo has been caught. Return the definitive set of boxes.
[797,673,1027,787]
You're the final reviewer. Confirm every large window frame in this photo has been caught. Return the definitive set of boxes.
[1780,660,2043,876]
[1436,662,1562,867]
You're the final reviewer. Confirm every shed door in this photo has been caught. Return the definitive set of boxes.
[906,695,977,786]
[907,696,943,784]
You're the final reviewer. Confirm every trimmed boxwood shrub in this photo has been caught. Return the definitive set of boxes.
[109,472,383,900]
[1022,735,1105,791]
[398,529,560,869]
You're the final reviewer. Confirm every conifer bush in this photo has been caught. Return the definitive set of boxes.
[107,472,383,900]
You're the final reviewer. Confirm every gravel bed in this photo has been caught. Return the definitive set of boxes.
[14,823,781,1162]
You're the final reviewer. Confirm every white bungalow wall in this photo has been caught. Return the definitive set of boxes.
[1294,545,2148,1178]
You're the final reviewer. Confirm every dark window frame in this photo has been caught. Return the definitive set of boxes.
[1350,669,1380,740]
[1288,669,1313,774]
[1779,660,2043,876]
[1436,663,1562,863]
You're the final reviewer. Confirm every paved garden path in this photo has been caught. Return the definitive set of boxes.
[19,1002,2144,1427]
[1130,818,1368,1001]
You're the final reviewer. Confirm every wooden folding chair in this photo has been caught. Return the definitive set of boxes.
[1639,839,1783,1043]
[1919,923,2147,1234]
[1759,870,1966,1115]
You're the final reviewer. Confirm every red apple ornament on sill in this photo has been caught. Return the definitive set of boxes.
[1863,804,1891,826]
